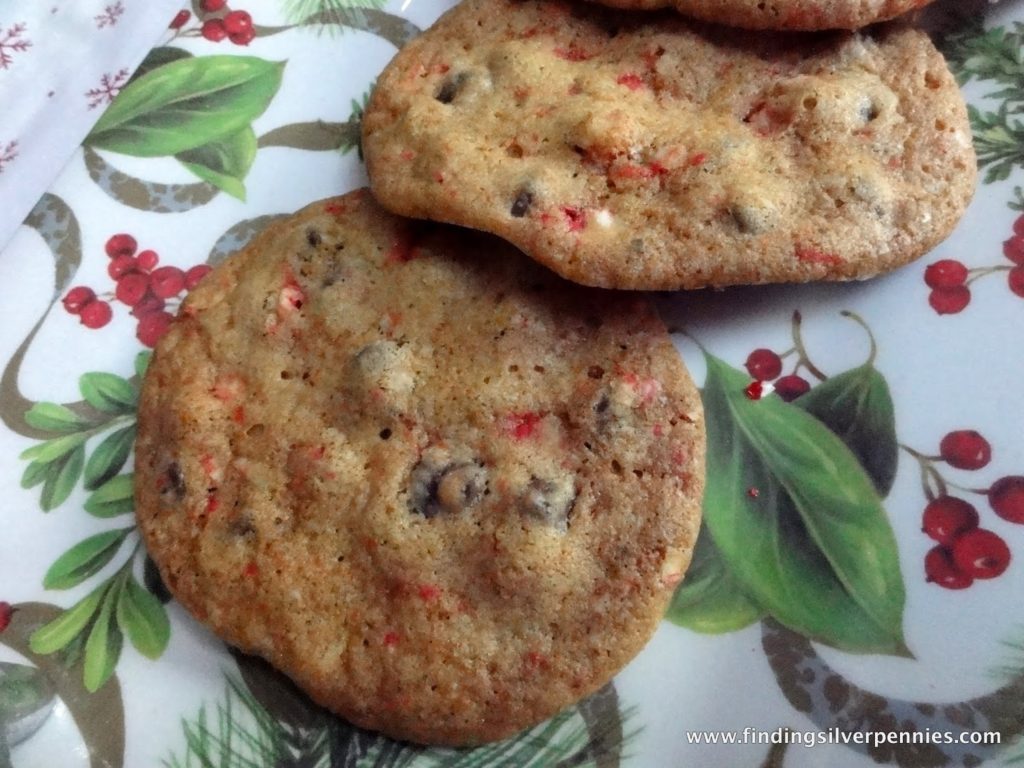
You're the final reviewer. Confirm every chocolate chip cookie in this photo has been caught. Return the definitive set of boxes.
[587,0,934,30]
[134,190,704,745]
[362,0,975,290]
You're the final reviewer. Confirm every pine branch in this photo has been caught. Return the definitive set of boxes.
[968,103,1024,183]
[944,21,1024,94]
[280,0,387,36]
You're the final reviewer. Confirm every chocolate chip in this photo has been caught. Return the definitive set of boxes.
[510,188,533,218]
[519,475,575,531]
[228,513,255,537]
[435,72,469,104]
[306,228,322,247]
[409,452,487,518]
[160,461,186,501]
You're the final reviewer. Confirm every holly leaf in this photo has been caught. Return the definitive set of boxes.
[29,583,109,654]
[177,126,257,201]
[85,474,135,518]
[795,363,898,497]
[84,583,124,692]
[24,402,92,433]
[134,351,152,379]
[40,445,85,512]
[116,576,170,659]
[42,528,131,590]
[127,45,192,86]
[79,373,136,414]
[701,352,908,656]
[84,425,136,490]
[666,525,765,633]
[85,56,285,157]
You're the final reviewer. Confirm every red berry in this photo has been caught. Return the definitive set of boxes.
[774,374,810,402]
[1003,235,1024,265]
[928,286,970,315]
[1014,214,1024,237]
[201,0,227,10]
[108,254,139,280]
[105,233,137,259]
[989,476,1024,524]
[116,272,150,306]
[137,311,174,348]
[952,529,1011,579]
[201,19,228,41]
[939,430,991,470]
[925,546,973,590]
[223,10,252,35]
[229,27,256,45]
[131,293,166,319]
[150,266,186,299]
[62,286,95,314]
[924,259,968,289]
[169,9,190,29]
[745,348,783,381]
[137,249,159,272]
[80,300,113,329]
[1009,266,1024,298]
[185,264,212,290]
[922,496,979,545]
[0,601,10,632]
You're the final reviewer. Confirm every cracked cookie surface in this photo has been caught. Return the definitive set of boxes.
[134,190,704,746]
[362,0,974,290]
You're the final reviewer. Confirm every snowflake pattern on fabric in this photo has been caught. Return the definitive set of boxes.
[0,141,17,174]
[85,68,129,109]
[0,22,31,69]
[95,2,126,29]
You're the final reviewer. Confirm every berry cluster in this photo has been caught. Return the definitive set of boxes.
[907,429,1021,589]
[167,2,255,46]
[743,310,835,402]
[923,213,1024,315]
[62,234,211,348]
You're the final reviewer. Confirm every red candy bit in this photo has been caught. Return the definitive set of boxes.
[553,46,591,61]
[383,631,401,647]
[206,494,220,514]
[0,601,11,632]
[433,170,445,184]
[399,149,415,161]
[652,423,664,437]
[688,152,707,167]
[524,651,549,670]
[324,202,347,216]
[200,454,222,482]
[276,273,305,318]
[562,206,586,232]
[232,406,245,423]
[386,227,421,264]
[795,246,843,266]
[748,487,760,498]
[745,380,765,400]
[616,73,644,90]
[418,584,441,601]
[504,411,543,440]
[243,561,259,578]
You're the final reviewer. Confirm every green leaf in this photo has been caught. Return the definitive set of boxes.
[701,352,907,656]
[40,444,85,511]
[42,528,131,590]
[21,460,51,489]
[24,402,92,433]
[177,126,257,201]
[86,56,285,157]
[79,372,137,413]
[666,525,765,633]
[84,425,136,490]
[19,432,87,462]
[116,575,170,659]
[84,581,124,692]
[127,45,193,86]
[29,583,109,654]
[796,363,898,497]
[85,474,136,518]
[134,351,152,379]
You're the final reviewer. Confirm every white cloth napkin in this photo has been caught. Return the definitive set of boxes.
[0,0,186,250]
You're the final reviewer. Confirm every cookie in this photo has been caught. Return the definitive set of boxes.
[134,190,704,746]
[585,0,935,31]
[362,0,975,290]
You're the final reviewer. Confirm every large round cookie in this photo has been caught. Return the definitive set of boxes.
[134,190,704,746]
[362,0,975,290]
[586,0,934,31]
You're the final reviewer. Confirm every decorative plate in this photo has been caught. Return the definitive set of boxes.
[2,0,1023,766]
